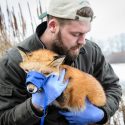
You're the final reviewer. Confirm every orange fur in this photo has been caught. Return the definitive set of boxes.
[19,49,106,111]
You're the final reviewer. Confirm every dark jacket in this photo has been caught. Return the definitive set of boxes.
[0,22,122,125]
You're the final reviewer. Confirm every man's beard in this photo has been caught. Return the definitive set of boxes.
[51,31,81,65]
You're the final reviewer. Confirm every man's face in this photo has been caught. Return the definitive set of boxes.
[51,20,91,61]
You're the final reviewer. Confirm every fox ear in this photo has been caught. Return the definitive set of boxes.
[17,46,32,61]
[50,55,65,67]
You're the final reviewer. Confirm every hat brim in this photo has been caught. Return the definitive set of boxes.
[39,12,47,19]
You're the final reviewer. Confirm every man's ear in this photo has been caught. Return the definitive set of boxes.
[48,19,59,33]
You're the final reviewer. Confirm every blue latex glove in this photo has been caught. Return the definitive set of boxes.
[59,100,104,125]
[26,71,47,93]
[31,69,69,108]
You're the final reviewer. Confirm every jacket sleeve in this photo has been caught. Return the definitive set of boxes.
[92,43,122,124]
[0,48,41,125]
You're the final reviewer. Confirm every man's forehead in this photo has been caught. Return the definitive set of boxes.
[63,20,91,32]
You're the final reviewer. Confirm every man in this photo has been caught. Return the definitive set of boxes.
[0,0,122,125]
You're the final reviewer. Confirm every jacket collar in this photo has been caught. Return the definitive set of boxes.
[80,47,86,54]
[35,21,47,49]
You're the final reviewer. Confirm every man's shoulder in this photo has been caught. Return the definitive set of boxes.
[3,32,44,65]
[80,39,101,54]
[79,39,103,63]
[18,33,37,50]
[18,33,45,52]
[83,39,103,55]
[2,47,22,65]
[85,39,101,49]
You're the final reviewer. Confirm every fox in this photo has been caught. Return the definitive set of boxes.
[18,47,106,112]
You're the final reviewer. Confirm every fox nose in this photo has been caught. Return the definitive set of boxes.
[27,84,38,93]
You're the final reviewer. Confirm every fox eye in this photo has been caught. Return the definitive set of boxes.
[53,56,59,60]
[44,72,50,76]
[41,69,53,76]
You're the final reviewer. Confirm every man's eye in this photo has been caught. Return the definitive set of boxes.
[72,33,80,37]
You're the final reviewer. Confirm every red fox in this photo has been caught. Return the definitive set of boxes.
[18,48,106,111]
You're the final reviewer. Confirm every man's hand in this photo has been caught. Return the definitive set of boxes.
[59,99,104,125]
[41,69,69,106]
[26,69,69,109]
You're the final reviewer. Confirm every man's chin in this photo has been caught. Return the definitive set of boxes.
[67,52,79,61]
[71,48,80,57]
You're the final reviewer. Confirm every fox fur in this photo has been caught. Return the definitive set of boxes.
[18,48,106,112]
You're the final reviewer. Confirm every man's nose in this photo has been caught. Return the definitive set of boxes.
[77,34,86,45]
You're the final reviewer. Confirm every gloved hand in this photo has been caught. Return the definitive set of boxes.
[59,99,104,125]
[30,69,69,109]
